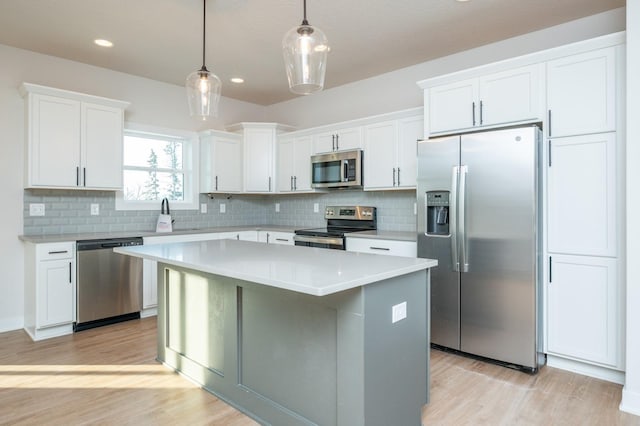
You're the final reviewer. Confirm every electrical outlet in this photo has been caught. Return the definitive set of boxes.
[200,203,207,213]
[29,203,45,216]
[90,204,99,216]
[314,203,319,213]
[220,203,226,213]
[275,203,280,213]
[414,202,417,215]
[392,302,407,324]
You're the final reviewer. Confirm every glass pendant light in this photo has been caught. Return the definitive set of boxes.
[282,0,329,95]
[186,0,221,119]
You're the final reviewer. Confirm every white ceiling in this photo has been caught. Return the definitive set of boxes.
[0,0,624,105]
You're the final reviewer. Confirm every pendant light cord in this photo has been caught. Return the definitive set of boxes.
[301,0,309,26]
[201,0,207,70]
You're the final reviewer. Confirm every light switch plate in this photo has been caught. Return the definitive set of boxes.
[90,204,99,216]
[392,302,407,324]
[29,203,45,216]
[220,203,226,213]
[275,203,280,213]
[314,203,319,213]
[200,203,207,213]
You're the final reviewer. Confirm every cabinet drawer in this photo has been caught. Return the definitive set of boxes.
[36,242,74,260]
[346,238,416,257]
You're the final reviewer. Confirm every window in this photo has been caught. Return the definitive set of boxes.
[116,124,198,210]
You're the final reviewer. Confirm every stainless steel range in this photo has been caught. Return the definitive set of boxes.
[294,206,376,250]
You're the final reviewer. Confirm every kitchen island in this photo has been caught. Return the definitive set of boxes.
[115,239,437,426]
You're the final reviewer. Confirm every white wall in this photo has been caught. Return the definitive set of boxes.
[265,8,626,128]
[621,0,640,417]
[0,43,267,332]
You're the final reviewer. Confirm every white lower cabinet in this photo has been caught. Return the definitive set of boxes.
[258,231,295,245]
[346,237,416,257]
[24,242,76,341]
[546,254,621,369]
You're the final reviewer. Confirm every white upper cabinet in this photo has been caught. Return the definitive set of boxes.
[20,83,128,190]
[227,123,294,193]
[200,130,243,193]
[277,135,313,192]
[546,47,616,138]
[314,126,362,153]
[364,114,422,190]
[425,64,542,135]
[547,133,617,257]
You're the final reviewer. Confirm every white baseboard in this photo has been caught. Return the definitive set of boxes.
[547,354,625,384]
[0,316,23,333]
[140,307,157,318]
[621,387,640,416]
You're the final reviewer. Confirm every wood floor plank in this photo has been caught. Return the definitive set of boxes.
[0,318,639,425]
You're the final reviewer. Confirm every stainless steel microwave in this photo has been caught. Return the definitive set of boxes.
[311,149,363,189]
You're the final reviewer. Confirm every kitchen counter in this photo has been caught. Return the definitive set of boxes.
[115,239,435,425]
[344,230,417,242]
[18,225,297,244]
[114,239,435,296]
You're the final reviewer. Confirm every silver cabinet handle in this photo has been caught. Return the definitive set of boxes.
[479,100,484,125]
[336,134,339,151]
[294,176,297,190]
[76,166,80,186]
[548,109,552,138]
[215,175,218,191]
[268,176,271,191]
[266,233,270,244]
[332,134,335,151]
[549,256,553,283]
[276,238,289,242]
[236,234,240,240]
[69,261,72,283]
[459,165,469,272]
[548,140,552,167]
[450,166,459,272]
[48,250,69,255]
[290,176,293,191]
[397,168,401,186]
[370,246,390,251]
[472,102,476,126]
[83,168,86,187]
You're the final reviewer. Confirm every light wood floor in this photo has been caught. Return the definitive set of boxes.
[0,318,638,425]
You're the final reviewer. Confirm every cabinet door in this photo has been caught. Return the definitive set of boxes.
[428,78,478,134]
[82,102,123,189]
[214,136,243,192]
[364,121,397,189]
[29,94,81,187]
[335,127,362,151]
[244,128,274,192]
[547,255,619,367]
[142,259,158,309]
[547,47,616,138]
[314,132,335,154]
[238,230,259,241]
[277,137,295,192]
[479,65,541,127]
[547,133,617,256]
[292,136,314,191]
[396,115,423,188]
[37,259,74,328]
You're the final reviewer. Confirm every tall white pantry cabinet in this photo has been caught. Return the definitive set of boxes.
[418,33,626,383]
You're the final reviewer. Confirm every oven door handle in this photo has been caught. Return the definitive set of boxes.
[293,235,344,246]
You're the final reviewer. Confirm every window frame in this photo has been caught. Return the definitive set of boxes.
[115,122,199,211]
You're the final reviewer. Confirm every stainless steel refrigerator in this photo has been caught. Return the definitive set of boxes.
[417,125,543,371]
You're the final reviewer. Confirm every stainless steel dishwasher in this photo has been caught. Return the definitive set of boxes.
[75,237,143,331]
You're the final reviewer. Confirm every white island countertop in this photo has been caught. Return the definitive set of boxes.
[115,239,437,296]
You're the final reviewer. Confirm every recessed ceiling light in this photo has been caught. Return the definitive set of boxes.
[94,39,113,48]
[230,77,244,84]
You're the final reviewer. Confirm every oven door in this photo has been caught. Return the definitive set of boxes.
[293,235,345,250]
[311,150,362,189]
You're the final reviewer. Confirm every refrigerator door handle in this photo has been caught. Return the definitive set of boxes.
[450,166,460,272]
[459,165,469,272]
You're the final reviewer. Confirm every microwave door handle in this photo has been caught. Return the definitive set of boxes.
[343,160,348,182]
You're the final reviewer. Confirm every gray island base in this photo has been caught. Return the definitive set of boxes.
[115,240,434,425]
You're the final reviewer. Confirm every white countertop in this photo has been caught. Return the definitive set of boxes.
[19,225,297,244]
[115,239,437,297]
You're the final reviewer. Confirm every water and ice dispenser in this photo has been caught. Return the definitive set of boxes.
[426,191,450,236]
